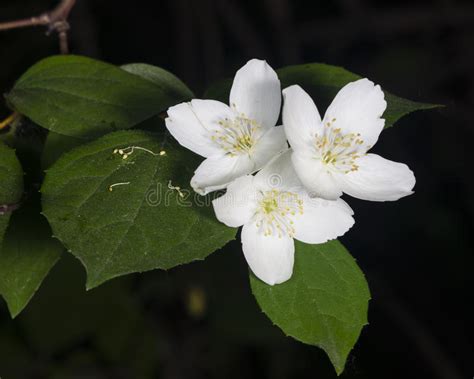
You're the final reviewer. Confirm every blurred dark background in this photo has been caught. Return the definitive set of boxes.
[0,0,473,378]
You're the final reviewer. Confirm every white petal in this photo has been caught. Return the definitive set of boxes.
[339,153,415,201]
[166,100,234,157]
[282,85,322,151]
[241,223,294,285]
[191,154,254,195]
[212,176,258,227]
[251,126,288,170]
[323,78,387,149]
[294,196,354,244]
[189,99,235,132]
[291,152,343,200]
[230,59,281,129]
[255,149,302,192]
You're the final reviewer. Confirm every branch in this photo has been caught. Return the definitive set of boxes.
[0,0,77,54]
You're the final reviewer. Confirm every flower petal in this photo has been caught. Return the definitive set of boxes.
[255,149,302,192]
[191,154,254,195]
[166,100,234,157]
[230,59,281,129]
[282,85,322,151]
[293,196,354,244]
[251,126,288,171]
[291,152,343,200]
[241,223,294,285]
[339,153,416,201]
[323,78,387,149]
[212,175,258,227]
[189,99,236,132]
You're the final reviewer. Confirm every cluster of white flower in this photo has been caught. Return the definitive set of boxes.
[165,59,415,285]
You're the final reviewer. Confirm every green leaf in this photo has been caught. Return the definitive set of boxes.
[6,55,193,139]
[0,200,62,318]
[205,62,440,129]
[41,130,236,289]
[121,63,194,133]
[250,240,371,375]
[0,142,23,243]
[40,62,194,169]
[42,131,84,170]
[121,63,194,99]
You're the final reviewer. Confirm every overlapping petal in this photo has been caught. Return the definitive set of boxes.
[191,154,254,195]
[254,149,302,191]
[282,85,321,150]
[212,175,258,227]
[251,126,288,170]
[291,152,343,200]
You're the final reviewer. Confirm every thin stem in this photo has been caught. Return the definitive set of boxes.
[0,112,19,130]
[0,15,50,31]
[0,0,77,54]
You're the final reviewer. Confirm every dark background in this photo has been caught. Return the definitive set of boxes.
[0,0,473,378]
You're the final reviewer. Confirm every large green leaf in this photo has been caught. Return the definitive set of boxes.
[0,142,23,243]
[41,130,236,289]
[205,62,440,129]
[250,240,371,375]
[6,55,193,139]
[0,200,63,318]
[40,62,191,169]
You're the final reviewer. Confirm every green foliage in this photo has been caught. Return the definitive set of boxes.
[41,130,236,289]
[0,200,62,318]
[0,142,23,243]
[41,131,84,170]
[12,254,158,377]
[121,63,194,99]
[6,55,193,139]
[205,62,441,129]
[250,240,371,375]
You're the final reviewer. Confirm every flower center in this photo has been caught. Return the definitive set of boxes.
[254,189,304,238]
[211,116,260,156]
[314,118,365,173]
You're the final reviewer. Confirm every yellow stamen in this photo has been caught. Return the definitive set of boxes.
[108,182,130,192]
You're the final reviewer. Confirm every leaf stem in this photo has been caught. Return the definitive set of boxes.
[0,111,19,131]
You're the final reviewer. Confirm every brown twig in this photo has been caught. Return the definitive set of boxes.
[0,0,77,54]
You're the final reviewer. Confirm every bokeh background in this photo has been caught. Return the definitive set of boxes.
[0,0,473,378]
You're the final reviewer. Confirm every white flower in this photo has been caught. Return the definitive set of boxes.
[165,59,287,195]
[212,150,355,285]
[282,80,416,201]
